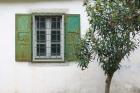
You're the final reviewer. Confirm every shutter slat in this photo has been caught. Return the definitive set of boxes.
[15,14,32,62]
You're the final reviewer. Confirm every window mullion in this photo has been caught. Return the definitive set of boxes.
[46,17,51,58]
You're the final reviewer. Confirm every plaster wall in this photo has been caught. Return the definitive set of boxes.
[0,1,140,93]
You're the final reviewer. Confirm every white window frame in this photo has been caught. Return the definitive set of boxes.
[32,14,64,62]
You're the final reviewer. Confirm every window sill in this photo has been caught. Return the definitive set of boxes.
[32,58,64,63]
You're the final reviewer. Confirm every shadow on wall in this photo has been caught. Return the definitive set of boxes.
[28,62,72,67]
[0,0,77,3]
[112,85,140,93]
[132,86,140,93]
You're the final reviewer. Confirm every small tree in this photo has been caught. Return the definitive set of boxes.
[77,0,140,93]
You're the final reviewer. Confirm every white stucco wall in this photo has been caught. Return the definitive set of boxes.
[0,0,140,93]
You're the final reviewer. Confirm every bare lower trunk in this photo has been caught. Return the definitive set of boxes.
[105,74,113,93]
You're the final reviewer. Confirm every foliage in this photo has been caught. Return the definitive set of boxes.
[77,0,140,76]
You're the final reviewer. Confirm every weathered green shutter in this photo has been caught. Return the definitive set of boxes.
[65,14,80,61]
[15,14,32,62]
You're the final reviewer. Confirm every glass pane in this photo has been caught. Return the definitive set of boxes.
[51,22,57,29]
[52,31,56,34]
[57,44,60,56]
[37,44,46,56]
[37,44,40,56]
[57,17,61,22]
[57,31,60,42]
[40,44,46,56]
[40,31,46,42]
[37,31,46,43]
[51,31,60,42]
[40,17,45,21]
[51,34,57,42]
[52,17,57,22]
[57,21,60,29]
[51,44,60,56]
[51,31,56,42]
[35,16,39,29]
[51,44,56,56]
[40,21,45,29]
[35,16,46,29]
[51,17,61,29]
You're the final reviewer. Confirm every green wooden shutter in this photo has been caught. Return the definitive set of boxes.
[15,14,32,62]
[65,14,80,61]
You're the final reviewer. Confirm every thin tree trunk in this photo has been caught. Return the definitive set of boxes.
[105,74,113,93]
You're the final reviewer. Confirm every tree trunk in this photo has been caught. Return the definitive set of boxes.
[105,74,113,93]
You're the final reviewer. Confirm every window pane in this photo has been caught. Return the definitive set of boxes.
[51,31,56,42]
[57,44,60,56]
[57,21,60,29]
[52,17,57,22]
[40,31,46,42]
[35,16,39,29]
[57,17,61,29]
[35,16,46,29]
[51,44,60,56]
[57,31,60,42]
[37,44,46,56]
[37,31,46,43]
[51,34,57,42]
[51,16,61,29]
[51,22,57,29]
[40,21,45,29]
[51,44,56,56]
[51,31,60,42]
[40,17,45,21]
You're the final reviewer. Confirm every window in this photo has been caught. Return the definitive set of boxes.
[33,15,64,61]
[15,14,80,62]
